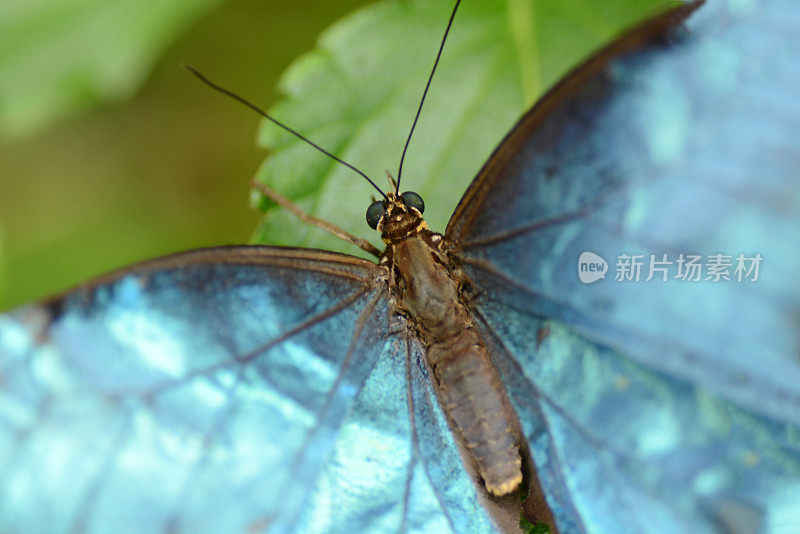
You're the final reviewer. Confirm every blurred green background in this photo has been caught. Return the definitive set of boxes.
[0,0,371,309]
[0,0,670,310]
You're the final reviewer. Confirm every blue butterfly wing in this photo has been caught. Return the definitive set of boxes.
[477,301,800,533]
[446,0,800,532]
[0,245,498,533]
[288,329,501,534]
[447,0,800,427]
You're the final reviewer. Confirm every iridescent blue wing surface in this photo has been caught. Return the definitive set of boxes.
[446,0,800,532]
[0,245,498,533]
[293,329,504,534]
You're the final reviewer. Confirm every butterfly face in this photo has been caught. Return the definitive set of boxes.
[366,191,427,244]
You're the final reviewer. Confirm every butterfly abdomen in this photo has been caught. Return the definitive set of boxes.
[427,329,523,495]
[390,233,522,496]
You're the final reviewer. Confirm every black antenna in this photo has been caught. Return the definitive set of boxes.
[395,0,461,193]
[182,64,388,200]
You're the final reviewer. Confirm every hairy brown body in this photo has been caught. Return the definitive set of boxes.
[379,198,522,496]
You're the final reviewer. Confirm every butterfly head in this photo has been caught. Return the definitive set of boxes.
[366,191,427,244]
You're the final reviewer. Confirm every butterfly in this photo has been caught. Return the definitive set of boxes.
[2,0,800,533]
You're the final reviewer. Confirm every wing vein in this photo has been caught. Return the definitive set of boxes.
[399,331,418,534]
[280,288,388,528]
[68,409,135,534]
[108,287,373,400]
[459,181,626,250]
[404,332,459,533]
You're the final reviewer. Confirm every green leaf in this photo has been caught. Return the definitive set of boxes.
[520,518,552,534]
[252,0,674,257]
[0,0,223,138]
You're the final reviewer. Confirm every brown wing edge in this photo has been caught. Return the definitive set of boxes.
[445,0,704,243]
[21,245,380,331]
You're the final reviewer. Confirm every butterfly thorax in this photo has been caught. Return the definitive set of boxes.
[380,206,523,497]
[384,232,462,342]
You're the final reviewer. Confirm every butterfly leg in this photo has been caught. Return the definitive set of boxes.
[250,179,381,257]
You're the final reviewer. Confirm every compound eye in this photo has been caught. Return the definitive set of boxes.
[400,191,425,214]
[366,200,386,229]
